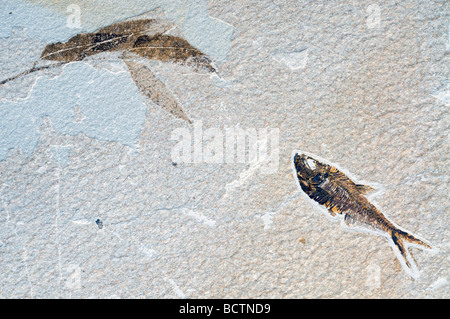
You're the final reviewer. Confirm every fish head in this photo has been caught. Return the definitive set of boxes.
[293,153,329,191]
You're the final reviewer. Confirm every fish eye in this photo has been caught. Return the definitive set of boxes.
[306,158,316,170]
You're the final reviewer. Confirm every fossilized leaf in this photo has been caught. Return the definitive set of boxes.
[40,19,173,62]
[129,35,216,73]
[123,58,192,124]
[2,18,217,95]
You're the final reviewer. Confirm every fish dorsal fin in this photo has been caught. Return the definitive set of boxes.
[355,184,376,195]
[329,166,355,185]
[329,166,376,196]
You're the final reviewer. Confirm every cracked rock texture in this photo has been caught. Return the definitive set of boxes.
[0,0,449,298]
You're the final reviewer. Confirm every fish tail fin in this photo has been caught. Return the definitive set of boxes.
[390,229,433,278]
[395,229,432,250]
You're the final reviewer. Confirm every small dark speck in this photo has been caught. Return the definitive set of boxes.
[172,162,177,166]
[95,218,103,229]
[9,12,12,15]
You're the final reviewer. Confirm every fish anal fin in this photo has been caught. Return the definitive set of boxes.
[327,209,336,217]
[355,184,376,195]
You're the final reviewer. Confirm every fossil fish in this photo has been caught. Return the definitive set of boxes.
[292,151,435,278]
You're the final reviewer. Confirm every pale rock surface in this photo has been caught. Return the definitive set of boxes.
[0,0,448,298]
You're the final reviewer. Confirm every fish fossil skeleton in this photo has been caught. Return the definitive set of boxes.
[292,151,435,278]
